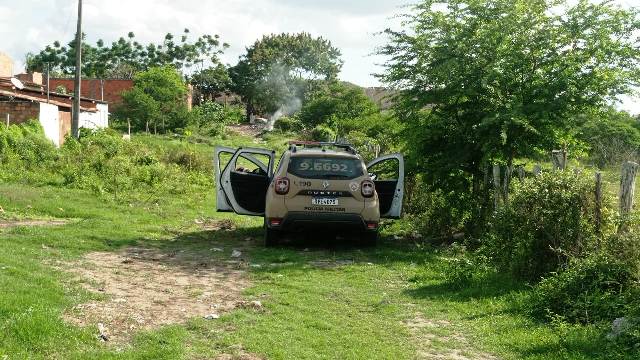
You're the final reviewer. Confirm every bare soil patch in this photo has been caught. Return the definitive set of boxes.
[227,124,265,138]
[64,247,249,343]
[404,313,498,360]
[0,219,68,228]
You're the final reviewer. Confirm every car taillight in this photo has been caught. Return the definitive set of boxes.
[275,177,290,195]
[361,180,375,198]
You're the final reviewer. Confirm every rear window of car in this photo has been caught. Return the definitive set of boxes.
[287,156,364,179]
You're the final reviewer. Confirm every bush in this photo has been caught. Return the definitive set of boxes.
[274,116,303,132]
[52,129,212,199]
[311,125,336,142]
[189,102,245,137]
[528,253,637,324]
[481,171,607,280]
[578,108,640,168]
[0,120,57,172]
[299,82,379,128]
[117,66,188,133]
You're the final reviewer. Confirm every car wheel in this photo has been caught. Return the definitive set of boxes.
[360,231,378,247]
[264,220,281,247]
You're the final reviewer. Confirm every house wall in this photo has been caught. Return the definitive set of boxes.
[79,103,108,129]
[0,101,40,124]
[0,52,13,77]
[38,103,61,147]
[16,72,43,85]
[48,78,133,106]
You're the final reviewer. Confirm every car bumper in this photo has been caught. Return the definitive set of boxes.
[266,212,378,232]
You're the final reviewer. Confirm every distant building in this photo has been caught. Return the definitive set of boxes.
[0,73,108,147]
[0,52,13,78]
[50,78,194,110]
[48,78,134,106]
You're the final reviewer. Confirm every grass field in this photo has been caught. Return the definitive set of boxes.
[0,131,633,359]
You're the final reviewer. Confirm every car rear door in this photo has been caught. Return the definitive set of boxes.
[367,154,404,218]
[215,146,275,216]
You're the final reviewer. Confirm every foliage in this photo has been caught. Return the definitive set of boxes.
[379,0,640,230]
[298,82,378,129]
[0,122,211,199]
[26,29,228,79]
[189,102,244,136]
[481,171,606,280]
[0,120,57,169]
[578,107,640,168]
[56,130,209,198]
[273,116,303,133]
[528,253,638,325]
[310,124,336,142]
[190,63,232,100]
[117,66,189,133]
[404,186,471,241]
[229,32,342,116]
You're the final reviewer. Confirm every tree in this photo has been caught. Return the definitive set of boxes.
[26,29,228,79]
[298,82,379,128]
[578,107,640,168]
[379,0,640,230]
[190,63,232,101]
[118,66,188,133]
[229,32,343,119]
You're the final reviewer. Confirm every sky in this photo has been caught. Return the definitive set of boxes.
[0,0,638,114]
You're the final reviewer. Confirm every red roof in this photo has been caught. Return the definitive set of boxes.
[0,77,101,112]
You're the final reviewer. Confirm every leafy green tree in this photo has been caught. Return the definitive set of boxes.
[26,29,228,79]
[578,107,640,167]
[190,64,232,101]
[229,33,343,118]
[379,0,640,230]
[118,66,188,133]
[299,82,378,128]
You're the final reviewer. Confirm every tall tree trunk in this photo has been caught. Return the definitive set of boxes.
[245,100,253,123]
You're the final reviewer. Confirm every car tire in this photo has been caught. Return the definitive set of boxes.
[360,231,378,247]
[264,220,281,247]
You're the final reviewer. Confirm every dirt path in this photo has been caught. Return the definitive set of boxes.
[404,313,498,360]
[64,247,250,343]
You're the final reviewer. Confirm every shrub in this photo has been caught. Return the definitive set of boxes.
[528,253,637,324]
[311,125,336,142]
[578,108,640,168]
[481,171,606,280]
[299,82,378,129]
[117,66,188,133]
[274,116,303,132]
[189,102,245,137]
[0,120,57,172]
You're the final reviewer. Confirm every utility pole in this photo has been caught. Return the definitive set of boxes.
[46,62,50,103]
[71,0,83,139]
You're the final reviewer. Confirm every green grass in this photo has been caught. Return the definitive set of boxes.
[0,134,635,359]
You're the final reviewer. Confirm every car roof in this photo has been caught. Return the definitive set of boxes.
[289,147,360,159]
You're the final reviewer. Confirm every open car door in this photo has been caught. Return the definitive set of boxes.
[215,146,275,216]
[367,154,404,218]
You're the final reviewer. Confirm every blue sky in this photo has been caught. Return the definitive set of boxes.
[1,0,638,113]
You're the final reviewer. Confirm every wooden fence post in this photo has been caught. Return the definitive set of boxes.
[502,165,511,204]
[551,150,567,170]
[595,171,602,242]
[619,161,639,217]
[493,164,501,211]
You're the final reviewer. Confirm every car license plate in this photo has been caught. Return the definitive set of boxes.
[312,198,338,206]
